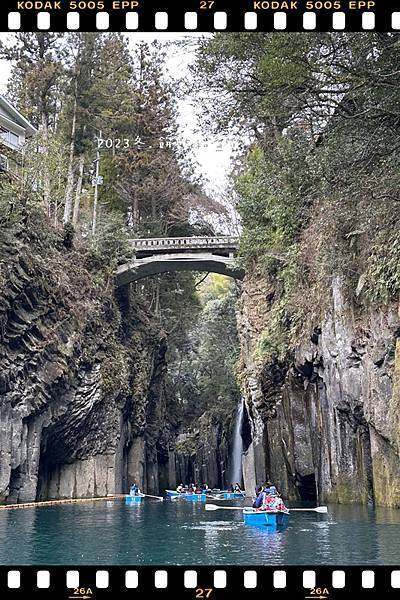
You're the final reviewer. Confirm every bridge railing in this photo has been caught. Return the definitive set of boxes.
[129,236,240,251]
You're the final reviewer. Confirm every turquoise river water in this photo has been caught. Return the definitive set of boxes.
[1,499,400,565]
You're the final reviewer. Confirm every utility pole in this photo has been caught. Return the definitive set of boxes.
[91,131,103,237]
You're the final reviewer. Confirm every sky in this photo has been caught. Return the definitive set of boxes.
[0,32,235,199]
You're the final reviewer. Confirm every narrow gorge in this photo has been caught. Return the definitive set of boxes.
[0,216,241,503]
[1,31,400,516]
[2,216,399,508]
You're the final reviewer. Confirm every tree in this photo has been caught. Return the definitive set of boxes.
[62,33,101,224]
[0,33,65,130]
[166,274,241,426]
[0,33,66,215]
[191,32,400,354]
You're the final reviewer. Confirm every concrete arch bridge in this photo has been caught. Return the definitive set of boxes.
[115,236,245,286]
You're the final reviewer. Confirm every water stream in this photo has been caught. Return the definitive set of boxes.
[229,398,244,487]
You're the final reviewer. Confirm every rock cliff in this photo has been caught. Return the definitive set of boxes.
[173,412,233,489]
[238,270,400,507]
[0,218,176,503]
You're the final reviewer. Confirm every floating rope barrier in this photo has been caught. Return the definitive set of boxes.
[0,494,127,511]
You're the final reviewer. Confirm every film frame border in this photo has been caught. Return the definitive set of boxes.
[3,1,400,32]
[2,565,400,598]
[1,2,400,599]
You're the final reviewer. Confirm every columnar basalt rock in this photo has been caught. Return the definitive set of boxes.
[237,271,400,507]
[0,225,176,503]
[174,413,233,489]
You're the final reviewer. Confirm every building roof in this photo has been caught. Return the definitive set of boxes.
[0,95,37,137]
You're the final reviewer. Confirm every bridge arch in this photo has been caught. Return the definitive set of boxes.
[115,237,245,287]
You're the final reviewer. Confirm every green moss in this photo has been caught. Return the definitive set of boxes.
[321,479,367,506]
[175,434,199,455]
[255,300,290,362]
[365,233,400,304]
[372,450,400,509]
[390,340,400,450]
[101,346,130,397]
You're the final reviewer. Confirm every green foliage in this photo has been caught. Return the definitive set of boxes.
[63,222,74,249]
[159,272,202,353]
[168,276,241,427]
[100,342,130,397]
[3,33,213,238]
[256,300,289,362]
[82,212,132,283]
[193,32,400,368]
[235,143,305,271]
[0,33,66,129]
[365,234,400,305]
[0,180,24,230]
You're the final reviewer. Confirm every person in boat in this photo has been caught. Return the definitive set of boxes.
[264,481,281,497]
[195,485,202,494]
[234,483,242,493]
[253,482,287,512]
[203,483,211,494]
[187,484,195,494]
[253,487,264,509]
[176,483,184,494]
[255,485,263,497]
[130,483,140,496]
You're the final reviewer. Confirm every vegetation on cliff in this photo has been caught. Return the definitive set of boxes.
[170,274,241,426]
[0,33,243,497]
[193,33,400,359]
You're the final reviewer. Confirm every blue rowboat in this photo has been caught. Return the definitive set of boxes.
[182,493,207,501]
[243,509,288,529]
[222,492,245,499]
[125,495,143,504]
[166,490,207,501]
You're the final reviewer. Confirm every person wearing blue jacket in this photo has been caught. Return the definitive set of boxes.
[265,483,279,496]
[253,482,280,508]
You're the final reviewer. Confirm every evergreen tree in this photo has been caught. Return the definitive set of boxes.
[0,33,65,130]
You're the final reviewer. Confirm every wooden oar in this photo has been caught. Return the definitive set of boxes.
[139,493,164,501]
[205,504,328,513]
[288,506,328,513]
[205,504,246,511]
[205,505,287,514]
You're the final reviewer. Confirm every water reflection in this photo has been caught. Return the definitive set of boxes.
[0,501,399,565]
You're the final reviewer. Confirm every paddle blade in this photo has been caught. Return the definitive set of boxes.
[205,504,218,511]
[315,506,328,513]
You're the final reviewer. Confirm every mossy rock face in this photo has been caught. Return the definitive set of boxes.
[0,212,173,503]
[371,432,400,509]
[388,337,400,453]
[238,263,400,507]
[370,315,400,508]
[175,434,200,455]
[173,406,237,488]
[321,480,368,506]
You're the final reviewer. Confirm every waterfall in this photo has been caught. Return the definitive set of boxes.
[229,398,245,487]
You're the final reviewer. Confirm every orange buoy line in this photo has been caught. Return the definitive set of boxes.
[0,494,127,511]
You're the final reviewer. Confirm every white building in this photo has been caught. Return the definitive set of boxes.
[0,94,37,173]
